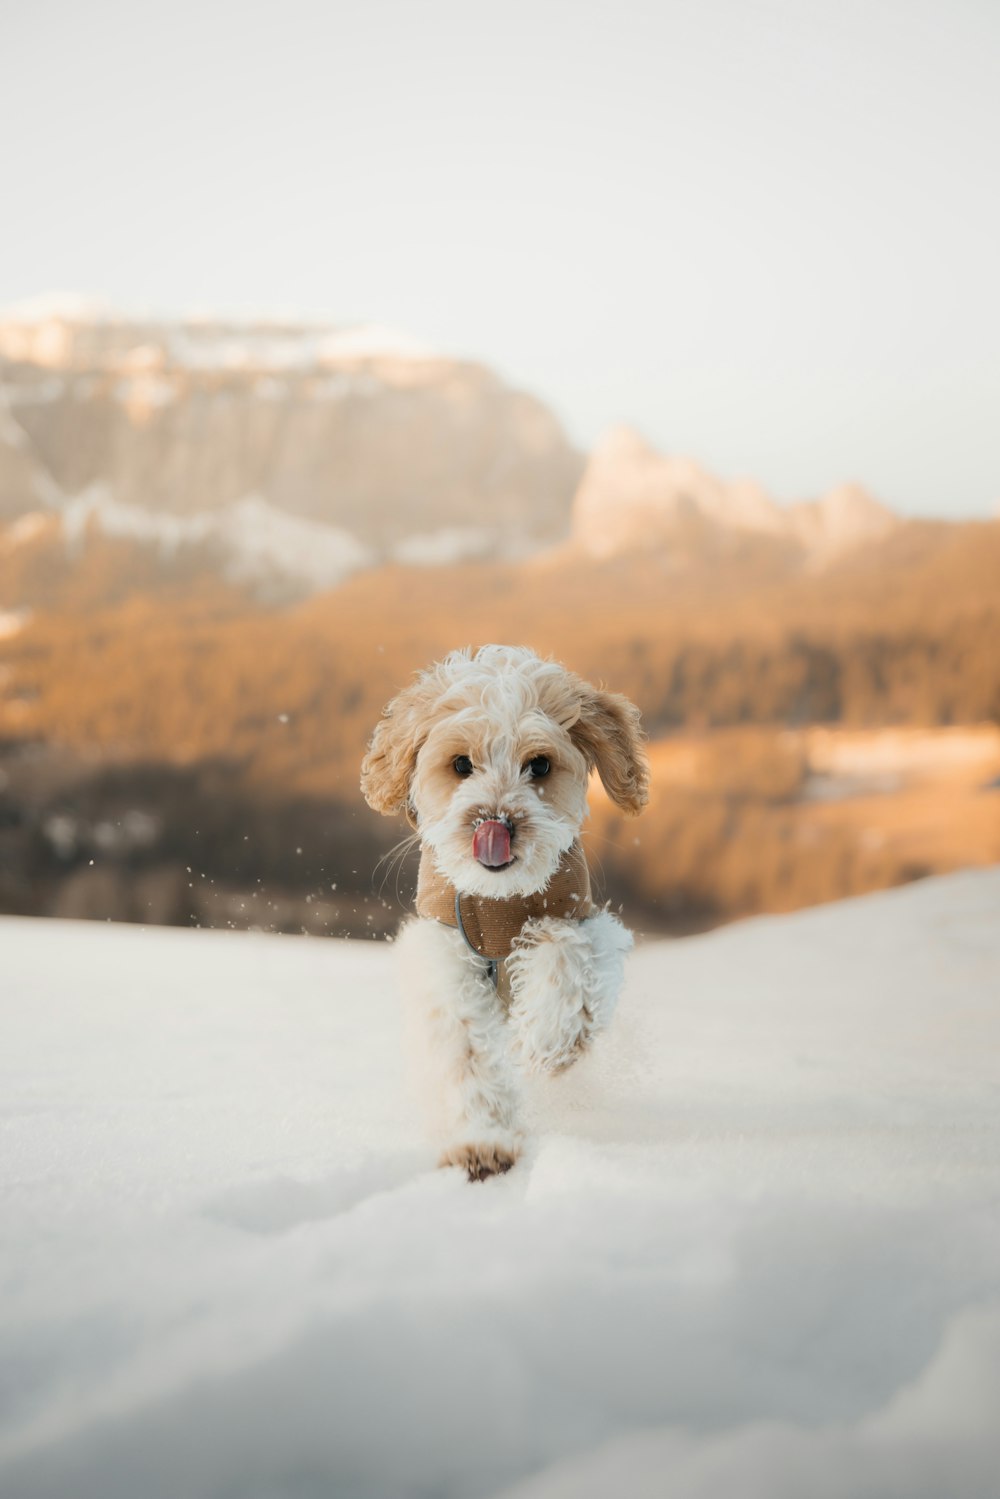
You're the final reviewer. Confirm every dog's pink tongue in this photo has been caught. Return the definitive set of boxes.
[473,820,512,868]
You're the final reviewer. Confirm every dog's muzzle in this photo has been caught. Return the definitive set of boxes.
[473,817,513,868]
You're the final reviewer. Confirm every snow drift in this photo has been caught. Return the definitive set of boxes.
[2,868,999,1497]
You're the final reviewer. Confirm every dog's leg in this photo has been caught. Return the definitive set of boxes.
[394,918,523,1180]
[507,909,632,1075]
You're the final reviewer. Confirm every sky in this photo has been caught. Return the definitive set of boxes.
[2,0,998,518]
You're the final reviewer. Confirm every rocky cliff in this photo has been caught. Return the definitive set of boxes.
[0,309,583,552]
[572,425,899,566]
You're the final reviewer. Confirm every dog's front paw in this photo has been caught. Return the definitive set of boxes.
[510,1021,591,1076]
[507,916,599,1075]
[439,1141,520,1182]
[507,910,632,1076]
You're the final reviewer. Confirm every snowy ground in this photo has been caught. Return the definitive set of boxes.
[2,870,999,1498]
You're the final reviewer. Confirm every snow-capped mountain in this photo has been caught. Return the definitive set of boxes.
[572,425,899,565]
[0,304,912,600]
[0,306,583,566]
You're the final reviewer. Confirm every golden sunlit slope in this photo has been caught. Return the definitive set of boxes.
[1,513,999,933]
[3,516,999,786]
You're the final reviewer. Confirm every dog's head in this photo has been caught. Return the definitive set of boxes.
[361,645,648,897]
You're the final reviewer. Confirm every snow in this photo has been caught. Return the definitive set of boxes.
[217,495,374,592]
[51,488,526,592]
[314,324,437,363]
[392,526,503,567]
[1,301,438,376]
[61,483,213,551]
[164,324,435,372]
[2,868,999,1498]
[59,487,374,593]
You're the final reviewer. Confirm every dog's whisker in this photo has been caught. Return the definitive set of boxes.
[373,832,421,903]
[384,836,420,890]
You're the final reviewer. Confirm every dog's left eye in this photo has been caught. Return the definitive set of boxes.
[526,756,550,778]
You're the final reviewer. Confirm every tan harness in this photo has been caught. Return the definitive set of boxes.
[415,841,593,998]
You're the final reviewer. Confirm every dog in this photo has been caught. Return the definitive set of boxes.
[361,645,648,1180]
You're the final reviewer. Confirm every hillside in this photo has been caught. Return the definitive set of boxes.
[1,511,998,935]
[5,511,1000,748]
[2,868,999,1497]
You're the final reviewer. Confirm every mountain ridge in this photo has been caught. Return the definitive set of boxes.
[0,305,973,599]
[0,308,582,557]
[572,424,899,567]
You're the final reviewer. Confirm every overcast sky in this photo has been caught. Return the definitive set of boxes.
[3,0,997,517]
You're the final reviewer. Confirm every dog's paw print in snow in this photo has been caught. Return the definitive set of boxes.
[203,1152,428,1235]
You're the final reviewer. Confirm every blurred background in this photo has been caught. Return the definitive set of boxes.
[1,0,998,940]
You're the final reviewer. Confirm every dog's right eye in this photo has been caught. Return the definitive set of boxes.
[453,755,474,777]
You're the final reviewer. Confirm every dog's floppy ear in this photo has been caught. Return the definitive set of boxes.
[570,684,649,816]
[360,673,439,823]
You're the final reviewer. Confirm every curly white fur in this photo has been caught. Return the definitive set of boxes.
[507,908,633,1075]
[361,645,649,1180]
[395,918,524,1176]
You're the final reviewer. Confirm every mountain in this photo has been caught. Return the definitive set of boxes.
[2,301,998,958]
[572,425,899,565]
[1,306,918,601]
[0,304,583,561]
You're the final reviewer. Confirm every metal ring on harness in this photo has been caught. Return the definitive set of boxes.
[454,892,500,990]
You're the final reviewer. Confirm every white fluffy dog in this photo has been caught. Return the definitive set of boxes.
[361,645,648,1180]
